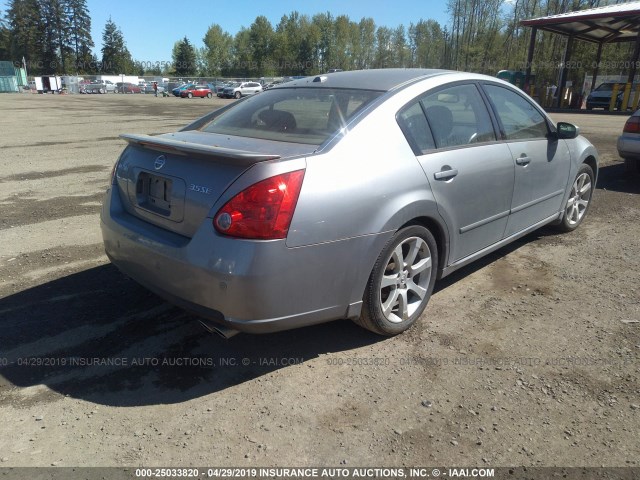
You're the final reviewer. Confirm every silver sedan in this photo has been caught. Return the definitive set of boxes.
[617,110,640,176]
[101,69,598,337]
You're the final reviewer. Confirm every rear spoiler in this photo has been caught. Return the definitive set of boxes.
[120,134,281,165]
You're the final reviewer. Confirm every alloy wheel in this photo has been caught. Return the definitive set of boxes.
[379,236,432,323]
[565,172,592,226]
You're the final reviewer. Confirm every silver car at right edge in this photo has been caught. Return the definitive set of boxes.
[101,69,598,337]
[617,109,640,176]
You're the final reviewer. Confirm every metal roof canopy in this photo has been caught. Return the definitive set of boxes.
[521,2,640,108]
[521,2,640,44]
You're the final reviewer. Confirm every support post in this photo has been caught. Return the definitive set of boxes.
[591,42,603,92]
[627,32,640,84]
[556,35,574,108]
[524,27,537,94]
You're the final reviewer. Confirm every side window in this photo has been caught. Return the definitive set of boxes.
[397,102,435,154]
[484,85,548,140]
[421,84,496,149]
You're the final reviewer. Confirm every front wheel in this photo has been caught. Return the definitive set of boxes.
[234,91,242,99]
[355,225,438,336]
[207,92,212,98]
[556,163,594,232]
[187,92,193,98]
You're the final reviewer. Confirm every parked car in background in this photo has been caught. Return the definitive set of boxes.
[586,82,637,110]
[102,69,598,338]
[216,82,233,97]
[81,80,108,94]
[262,81,282,90]
[172,84,192,97]
[207,82,224,92]
[617,110,640,176]
[143,83,166,94]
[115,82,141,94]
[223,81,262,99]
[180,85,213,98]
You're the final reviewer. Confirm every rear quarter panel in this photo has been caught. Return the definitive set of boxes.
[286,97,442,249]
[285,80,452,304]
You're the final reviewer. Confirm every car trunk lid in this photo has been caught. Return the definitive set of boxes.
[115,131,314,238]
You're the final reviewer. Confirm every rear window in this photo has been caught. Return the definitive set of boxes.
[201,87,383,145]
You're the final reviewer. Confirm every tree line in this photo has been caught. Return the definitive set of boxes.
[0,0,636,91]
[1,0,94,73]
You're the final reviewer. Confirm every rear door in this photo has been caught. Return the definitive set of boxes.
[482,84,571,236]
[399,83,515,263]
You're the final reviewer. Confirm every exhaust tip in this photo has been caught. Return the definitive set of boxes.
[198,319,240,339]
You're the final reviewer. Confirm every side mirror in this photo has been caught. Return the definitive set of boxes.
[556,122,580,139]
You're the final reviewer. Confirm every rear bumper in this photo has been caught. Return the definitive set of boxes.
[617,134,640,159]
[101,187,388,333]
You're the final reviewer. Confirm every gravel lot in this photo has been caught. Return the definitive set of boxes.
[0,93,638,469]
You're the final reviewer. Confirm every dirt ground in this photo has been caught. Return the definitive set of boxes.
[0,92,638,470]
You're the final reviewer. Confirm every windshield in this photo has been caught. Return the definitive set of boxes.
[200,87,383,145]
[595,83,615,92]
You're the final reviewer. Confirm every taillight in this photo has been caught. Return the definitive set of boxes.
[623,116,640,134]
[214,170,305,240]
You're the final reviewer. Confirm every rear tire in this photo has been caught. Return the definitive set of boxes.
[355,225,438,336]
[207,92,212,98]
[556,163,595,232]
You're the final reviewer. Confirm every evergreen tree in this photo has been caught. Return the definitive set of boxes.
[37,0,69,73]
[333,15,354,71]
[313,12,334,72]
[392,25,409,68]
[67,0,93,72]
[374,26,393,69]
[6,0,45,73]
[101,18,133,73]
[231,28,252,77]
[172,36,197,76]
[298,19,321,75]
[0,9,10,60]
[357,18,376,70]
[249,16,274,75]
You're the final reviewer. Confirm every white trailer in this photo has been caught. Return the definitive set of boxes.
[34,76,62,93]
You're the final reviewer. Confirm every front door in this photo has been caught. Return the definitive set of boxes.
[482,84,571,236]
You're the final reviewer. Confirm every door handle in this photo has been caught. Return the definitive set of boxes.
[516,156,531,166]
[434,168,459,180]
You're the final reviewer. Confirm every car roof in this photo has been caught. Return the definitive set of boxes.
[280,68,451,91]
